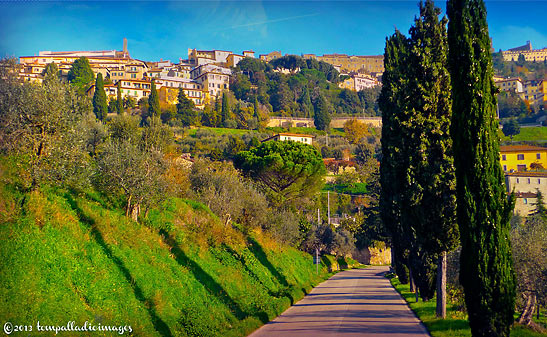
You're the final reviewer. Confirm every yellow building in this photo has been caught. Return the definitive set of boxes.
[500,145,547,172]
[502,41,547,62]
[494,77,523,94]
[158,86,208,109]
[505,171,547,215]
[522,80,546,108]
[259,51,282,62]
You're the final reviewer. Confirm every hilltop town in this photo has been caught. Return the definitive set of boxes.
[17,38,382,112]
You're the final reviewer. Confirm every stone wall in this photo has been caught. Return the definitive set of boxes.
[267,117,382,129]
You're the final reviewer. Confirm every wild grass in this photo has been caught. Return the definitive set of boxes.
[0,176,355,336]
[390,277,547,337]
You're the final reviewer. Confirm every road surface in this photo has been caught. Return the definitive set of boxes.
[248,266,430,337]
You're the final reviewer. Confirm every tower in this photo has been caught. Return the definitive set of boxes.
[123,38,128,57]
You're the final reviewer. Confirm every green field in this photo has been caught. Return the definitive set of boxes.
[390,276,547,337]
[323,182,368,195]
[502,126,547,143]
[184,126,258,137]
[0,165,359,336]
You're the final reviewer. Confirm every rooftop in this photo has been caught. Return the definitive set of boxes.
[506,171,547,177]
[500,145,547,152]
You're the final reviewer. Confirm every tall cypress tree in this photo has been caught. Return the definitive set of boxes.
[221,92,231,126]
[379,30,411,284]
[148,80,160,117]
[403,0,459,305]
[92,73,108,121]
[177,88,197,127]
[43,63,59,85]
[313,94,331,131]
[254,96,260,120]
[116,81,123,114]
[300,86,313,118]
[447,0,516,335]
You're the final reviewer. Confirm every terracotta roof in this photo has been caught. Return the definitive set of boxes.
[505,171,547,177]
[500,145,547,152]
[277,133,314,138]
[513,192,537,198]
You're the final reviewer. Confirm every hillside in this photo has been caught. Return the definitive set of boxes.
[0,167,352,337]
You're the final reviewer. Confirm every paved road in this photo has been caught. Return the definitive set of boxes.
[248,266,430,337]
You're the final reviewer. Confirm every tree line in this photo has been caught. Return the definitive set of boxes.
[378,0,537,336]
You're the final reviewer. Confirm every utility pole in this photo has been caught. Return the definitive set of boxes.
[317,208,320,224]
[327,191,331,225]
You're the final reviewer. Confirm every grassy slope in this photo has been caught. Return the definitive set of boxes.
[0,179,354,336]
[501,127,547,143]
[390,277,547,337]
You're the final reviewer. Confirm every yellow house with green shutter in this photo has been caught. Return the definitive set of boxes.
[499,145,547,172]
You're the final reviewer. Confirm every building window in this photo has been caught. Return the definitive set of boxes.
[528,178,531,184]
[517,154,524,160]
[516,178,520,183]
[538,179,541,184]
[537,153,541,159]
[502,154,506,161]
[503,165,507,171]
[517,165,527,171]
[523,198,528,204]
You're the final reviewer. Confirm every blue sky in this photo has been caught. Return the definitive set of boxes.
[1,1,546,62]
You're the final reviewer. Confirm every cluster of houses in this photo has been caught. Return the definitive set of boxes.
[18,39,247,109]
[18,39,383,111]
[494,76,547,111]
[500,145,547,216]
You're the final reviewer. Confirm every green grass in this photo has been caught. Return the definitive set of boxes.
[186,126,259,137]
[389,277,547,337]
[501,126,547,143]
[323,183,368,195]
[0,174,358,337]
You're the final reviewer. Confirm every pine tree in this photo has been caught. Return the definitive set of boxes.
[116,81,123,114]
[148,80,160,117]
[313,95,330,131]
[176,88,197,127]
[447,0,516,335]
[379,30,411,284]
[92,73,108,121]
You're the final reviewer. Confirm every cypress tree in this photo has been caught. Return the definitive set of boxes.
[92,73,108,121]
[402,0,459,304]
[300,87,313,118]
[43,63,59,84]
[447,0,516,335]
[116,81,123,114]
[221,92,231,126]
[67,57,94,92]
[254,96,260,121]
[177,88,197,127]
[148,80,160,117]
[379,30,411,284]
[313,94,331,131]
